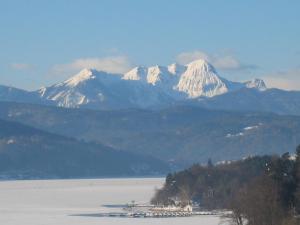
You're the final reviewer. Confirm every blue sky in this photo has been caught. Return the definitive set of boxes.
[0,0,299,90]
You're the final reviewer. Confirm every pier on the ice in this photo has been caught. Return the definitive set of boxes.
[99,201,225,218]
[102,210,220,218]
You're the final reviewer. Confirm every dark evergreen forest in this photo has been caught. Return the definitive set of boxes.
[152,146,300,225]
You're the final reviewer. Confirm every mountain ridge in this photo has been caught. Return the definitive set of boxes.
[0,116,169,179]
[1,101,300,168]
[1,59,299,115]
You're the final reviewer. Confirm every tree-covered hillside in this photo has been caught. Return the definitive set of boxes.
[1,102,300,167]
[0,119,169,179]
[152,146,300,225]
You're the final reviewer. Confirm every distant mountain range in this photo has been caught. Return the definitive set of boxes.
[39,59,266,109]
[1,101,300,168]
[1,59,300,178]
[1,59,299,115]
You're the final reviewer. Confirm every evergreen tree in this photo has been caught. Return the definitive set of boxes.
[295,145,300,213]
[207,158,213,168]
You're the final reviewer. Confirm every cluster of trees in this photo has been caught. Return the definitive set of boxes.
[151,146,300,225]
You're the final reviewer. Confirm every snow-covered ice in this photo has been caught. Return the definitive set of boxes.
[0,178,226,225]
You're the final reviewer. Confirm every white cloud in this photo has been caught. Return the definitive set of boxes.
[53,56,132,75]
[176,51,210,65]
[176,50,257,71]
[213,55,242,70]
[262,69,300,90]
[10,63,33,71]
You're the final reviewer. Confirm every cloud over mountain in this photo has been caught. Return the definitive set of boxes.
[176,50,258,71]
[52,56,132,75]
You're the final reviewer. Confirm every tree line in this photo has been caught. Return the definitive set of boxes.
[151,146,300,225]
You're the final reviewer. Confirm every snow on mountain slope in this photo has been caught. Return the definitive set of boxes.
[62,68,97,87]
[5,59,300,115]
[30,59,268,109]
[38,68,174,109]
[122,64,183,98]
[175,60,266,98]
[244,78,267,91]
[123,66,147,81]
[38,69,123,108]
[123,65,180,87]
[176,59,229,98]
[147,65,172,85]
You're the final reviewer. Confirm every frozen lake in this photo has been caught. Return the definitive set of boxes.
[0,178,226,225]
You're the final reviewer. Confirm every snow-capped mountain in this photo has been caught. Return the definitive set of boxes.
[176,59,229,98]
[244,78,267,91]
[35,59,268,109]
[175,59,267,98]
[0,59,271,110]
[123,66,148,81]
[38,68,173,109]
[123,64,183,98]
[38,69,120,108]
[122,59,265,99]
[123,65,180,86]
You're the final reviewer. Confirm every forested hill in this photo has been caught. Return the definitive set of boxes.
[0,119,169,179]
[1,101,300,167]
[152,147,300,225]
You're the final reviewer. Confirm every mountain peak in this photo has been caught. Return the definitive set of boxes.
[123,66,147,81]
[186,59,216,73]
[244,78,267,91]
[176,59,227,98]
[147,65,169,85]
[64,68,96,87]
